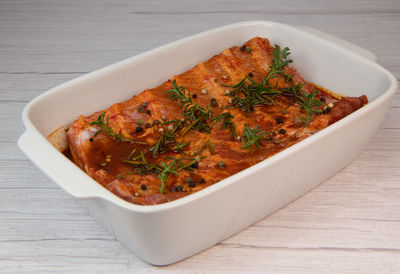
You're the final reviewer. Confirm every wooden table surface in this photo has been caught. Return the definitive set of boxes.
[1,0,399,273]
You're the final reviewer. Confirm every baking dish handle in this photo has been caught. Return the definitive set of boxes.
[18,129,104,199]
[298,26,377,62]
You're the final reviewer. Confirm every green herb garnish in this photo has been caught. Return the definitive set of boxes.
[173,140,191,155]
[158,156,205,193]
[125,148,205,194]
[226,76,281,112]
[90,112,149,145]
[149,129,176,156]
[207,139,215,155]
[269,44,293,80]
[166,80,211,132]
[297,90,323,126]
[158,160,179,193]
[124,151,154,175]
[226,44,323,127]
[241,124,268,151]
[225,45,293,112]
[222,113,237,139]
[211,112,237,139]
[128,148,136,160]
[197,138,216,155]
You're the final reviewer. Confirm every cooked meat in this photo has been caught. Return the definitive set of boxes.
[66,37,368,205]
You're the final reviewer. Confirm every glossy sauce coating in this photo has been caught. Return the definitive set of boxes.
[66,37,368,205]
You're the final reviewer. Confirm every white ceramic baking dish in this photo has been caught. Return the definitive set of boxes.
[18,21,397,265]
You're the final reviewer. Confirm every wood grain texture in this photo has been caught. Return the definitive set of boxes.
[0,0,399,273]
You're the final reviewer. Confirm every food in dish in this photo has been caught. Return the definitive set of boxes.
[60,37,367,205]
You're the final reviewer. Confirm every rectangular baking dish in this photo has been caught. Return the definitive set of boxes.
[18,21,397,265]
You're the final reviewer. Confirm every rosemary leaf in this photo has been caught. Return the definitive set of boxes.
[241,124,268,151]
[89,112,149,145]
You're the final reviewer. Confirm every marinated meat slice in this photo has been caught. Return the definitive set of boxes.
[66,37,368,205]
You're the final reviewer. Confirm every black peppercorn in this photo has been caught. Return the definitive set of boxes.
[200,178,206,184]
[211,98,218,107]
[192,93,197,99]
[191,162,198,168]
[185,178,196,187]
[145,122,151,128]
[248,72,254,77]
[135,126,143,133]
[240,45,246,52]
[275,117,284,124]
[279,128,286,134]
[176,185,183,192]
[146,109,151,115]
[320,97,326,102]
[140,184,147,191]
[322,107,331,114]
[89,137,94,142]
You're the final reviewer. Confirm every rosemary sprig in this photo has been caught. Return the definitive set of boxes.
[280,82,304,97]
[226,76,281,112]
[161,119,180,125]
[90,112,149,145]
[211,112,237,139]
[241,124,268,151]
[207,139,215,155]
[124,151,160,175]
[127,148,136,160]
[297,90,323,126]
[225,45,293,112]
[158,160,179,193]
[150,119,191,157]
[166,80,211,132]
[222,113,237,139]
[226,44,322,126]
[125,147,205,194]
[179,118,199,137]
[197,138,216,155]
[210,112,227,127]
[269,44,293,80]
[165,155,204,171]
[173,140,191,155]
[158,156,205,193]
[165,80,193,112]
[149,129,176,156]
[173,140,190,150]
